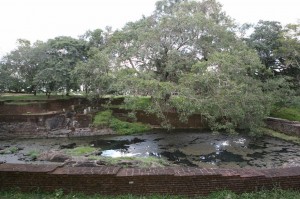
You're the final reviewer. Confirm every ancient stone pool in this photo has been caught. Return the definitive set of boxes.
[1,130,299,168]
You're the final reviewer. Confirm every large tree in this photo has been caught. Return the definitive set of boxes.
[276,23,300,94]
[111,0,235,82]
[73,47,111,96]
[246,20,284,76]
[1,39,47,94]
[108,0,289,134]
[34,36,88,96]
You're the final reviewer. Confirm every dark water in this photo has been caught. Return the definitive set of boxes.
[1,131,300,168]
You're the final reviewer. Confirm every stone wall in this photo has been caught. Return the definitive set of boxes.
[0,113,95,139]
[265,117,300,137]
[0,164,300,196]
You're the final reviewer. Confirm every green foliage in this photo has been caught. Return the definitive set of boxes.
[107,1,292,135]
[73,47,111,96]
[246,21,300,94]
[93,110,150,135]
[66,147,96,156]
[246,20,283,70]
[277,23,300,93]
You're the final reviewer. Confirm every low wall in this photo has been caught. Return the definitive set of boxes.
[0,98,89,115]
[0,164,300,196]
[0,113,93,139]
[265,117,300,137]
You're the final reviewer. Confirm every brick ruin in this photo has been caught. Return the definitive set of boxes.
[0,98,300,196]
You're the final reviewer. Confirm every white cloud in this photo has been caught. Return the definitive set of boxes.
[0,0,299,57]
[0,0,156,56]
[218,0,300,25]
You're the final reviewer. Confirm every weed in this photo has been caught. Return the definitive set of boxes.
[26,150,40,160]
[0,146,19,154]
[9,146,19,154]
[66,146,97,156]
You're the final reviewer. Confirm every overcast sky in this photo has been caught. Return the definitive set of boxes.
[0,0,299,57]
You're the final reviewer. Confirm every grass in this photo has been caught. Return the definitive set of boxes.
[0,93,78,101]
[135,156,170,168]
[88,156,170,168]
[4,101,47,106]
[93,110,151,135]
[270,106,300,122]
[123,96,152,110]
[65,146,97,156]
[93,110,112,127]
[26,150,40,160]
[0,189,299,199]
[263,128,300,144]
[0,146,19,154]
[110,117,151,135]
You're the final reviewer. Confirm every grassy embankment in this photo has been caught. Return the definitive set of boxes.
[0,93,79,106]
[270,106,300,122]
[0,189,299,199]
[267,103,300,143]
[0,93,77,101]
[263,128,300,144]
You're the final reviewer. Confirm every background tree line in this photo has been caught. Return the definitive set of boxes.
[0,0,299,134]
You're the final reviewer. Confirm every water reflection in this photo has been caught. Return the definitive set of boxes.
[1,131,300,168]
[101,150,140,158]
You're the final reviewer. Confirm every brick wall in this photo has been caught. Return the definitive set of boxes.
[0,98,88,115]
[0,164,299,196]
[112,108,207,129]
